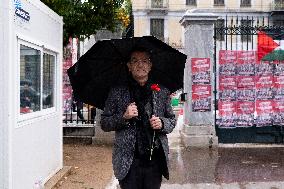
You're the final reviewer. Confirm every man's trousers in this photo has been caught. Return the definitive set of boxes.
[118,158,162,189]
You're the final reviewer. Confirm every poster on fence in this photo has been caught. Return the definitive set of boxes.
[237,51,256,76]
[219,76,237,101]
[236,101,254,127]
[274,75,284,100]
[219,50,237,76]
[191,58,210,84]
[217,50,284,128]
[218,101,236,128]
[274,100,284,126]
[237,89,255,102]
[275,61,284,75]
[256,61,274,75]
[237,76,255,89]
[255,75,274,100]
[255,100,274,127]
[192,85,211,112]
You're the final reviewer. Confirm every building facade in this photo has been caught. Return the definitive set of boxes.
[132,0,284,52]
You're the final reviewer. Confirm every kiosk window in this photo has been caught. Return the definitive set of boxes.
[43,53,55,109]
[20,45,41,114]
[20,44,56,114]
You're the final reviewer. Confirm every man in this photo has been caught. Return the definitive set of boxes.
[101,47,176,189]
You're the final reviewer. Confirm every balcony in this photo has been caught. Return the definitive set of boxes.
[271,1,284,11]
[270,2,284,16]
[146,0,169,11]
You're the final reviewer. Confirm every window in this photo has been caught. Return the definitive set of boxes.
[186,0,196,6]
[274,0,284,10]
[20,44,56,114]
[150,19,164,41]
[240,19,252,42]
[214,0,224,6]
[216,19,225,41]
[43,53,55,109]
[151,0,163,8]
[241,0,251,7]
[20,45,41,114]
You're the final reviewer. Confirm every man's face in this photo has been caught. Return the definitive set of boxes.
[127,51,152,79]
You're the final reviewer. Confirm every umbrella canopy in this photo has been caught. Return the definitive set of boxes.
[68,36,187,109]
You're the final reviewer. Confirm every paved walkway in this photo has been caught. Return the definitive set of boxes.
[106,114,284,189]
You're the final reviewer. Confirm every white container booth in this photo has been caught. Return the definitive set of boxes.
[0,0,63,188]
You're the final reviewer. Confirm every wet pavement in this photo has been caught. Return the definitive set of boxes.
[160,147,284,188]
[104,115,284,188]
[111,146,284,189]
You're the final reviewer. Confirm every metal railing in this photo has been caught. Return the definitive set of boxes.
[146,0,169,9]
[63,99,96,126]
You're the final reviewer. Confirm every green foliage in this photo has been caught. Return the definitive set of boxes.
[41,0,125,46]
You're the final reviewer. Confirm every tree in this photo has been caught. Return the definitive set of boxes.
[41,0,128,46]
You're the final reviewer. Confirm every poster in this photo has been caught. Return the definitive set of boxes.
[255,100,274,127]
[219,76,237,101]
[274,75,284,101]
[237,89,255,102]
[274,100,284,126]
[192,85,211,112]
[219,50,237,76]
[275,61,284,76]
[237,51,256,76]
[255,75,274,100]
[236,101,255,127]
[237,76,255,89]
[191,58,210,84]
[218,50,284,128]
[218,101,236,128]
[255,61,274,76]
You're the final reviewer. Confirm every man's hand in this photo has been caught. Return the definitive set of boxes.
[150,115,163,130]
[123,102,138,120]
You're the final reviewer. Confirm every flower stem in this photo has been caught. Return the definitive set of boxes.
[150,131,156,161]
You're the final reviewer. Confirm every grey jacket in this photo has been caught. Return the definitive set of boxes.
[101,85,176,180]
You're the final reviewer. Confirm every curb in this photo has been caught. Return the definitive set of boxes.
[44,166,72,189]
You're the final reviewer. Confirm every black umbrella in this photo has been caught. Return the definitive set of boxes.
[67,36,187,109]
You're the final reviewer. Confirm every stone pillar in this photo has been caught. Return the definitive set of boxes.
[180,11,219,147]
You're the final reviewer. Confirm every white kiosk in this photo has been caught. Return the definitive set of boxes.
[0,0,63,188]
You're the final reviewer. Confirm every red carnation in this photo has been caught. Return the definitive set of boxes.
[151,84,160,92]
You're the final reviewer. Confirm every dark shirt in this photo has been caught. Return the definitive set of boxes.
[128,78,162,163]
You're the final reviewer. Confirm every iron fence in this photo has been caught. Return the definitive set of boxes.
[63,99,96,126]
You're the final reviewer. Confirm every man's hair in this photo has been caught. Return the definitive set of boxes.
[128,46,152,62]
